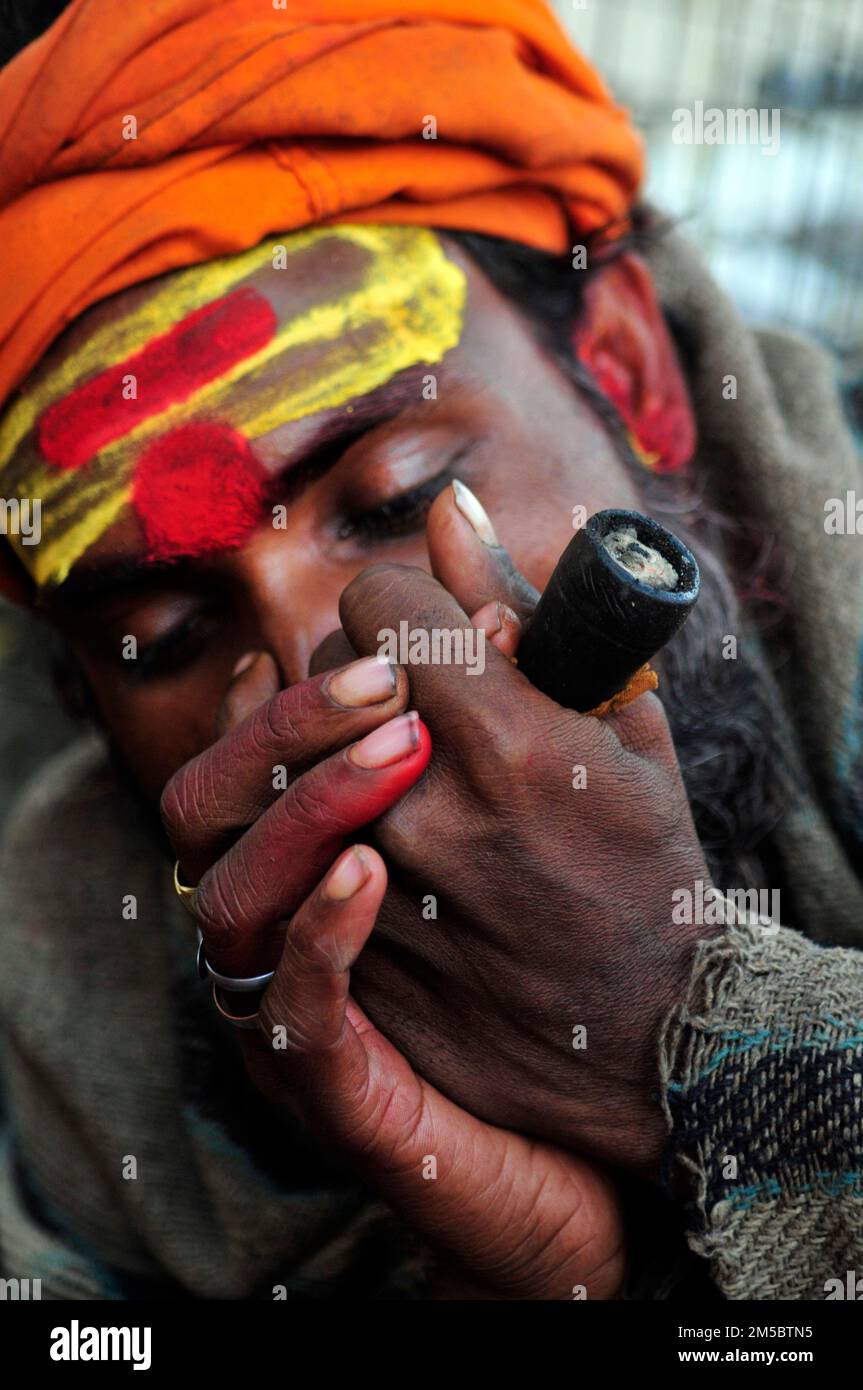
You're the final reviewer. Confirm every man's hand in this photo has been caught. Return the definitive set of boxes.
[240,840,624,1301]
[329,487,713,1176]
[162,482,713,1178]
[162,652,625,1300]
[161,650,426,973]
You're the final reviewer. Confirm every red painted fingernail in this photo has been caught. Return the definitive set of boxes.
[324,846,370,901]
[348,711,419,769]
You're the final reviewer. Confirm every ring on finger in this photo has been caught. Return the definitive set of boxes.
[211,982,264,1031]
[196,930,276,992]
[173,860,200,918]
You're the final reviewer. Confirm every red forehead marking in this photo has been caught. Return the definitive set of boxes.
[37,287,277,471]
[132,421,266,561]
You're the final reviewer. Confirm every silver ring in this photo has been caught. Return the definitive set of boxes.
[196,929,275,992]
[211,984,261,1031]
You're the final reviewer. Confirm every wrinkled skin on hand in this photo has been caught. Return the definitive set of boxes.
[162,484,714,1179]
[326,558,712,1176]
[239,839,626,1301]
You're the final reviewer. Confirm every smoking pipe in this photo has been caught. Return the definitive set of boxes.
[516,509,700,712]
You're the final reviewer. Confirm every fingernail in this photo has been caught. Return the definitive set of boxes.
[232,650,259,678]
[349,711,419,769]
[452,479,499,546]
[324,846,370,901]
[327,656,397,709]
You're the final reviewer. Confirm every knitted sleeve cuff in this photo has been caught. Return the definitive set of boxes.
[659,916,863,1299]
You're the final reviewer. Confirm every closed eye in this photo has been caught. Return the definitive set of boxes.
[124,601,226,684]
[337,467,454,543]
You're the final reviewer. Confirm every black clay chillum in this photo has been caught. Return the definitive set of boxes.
[516,508,700,712]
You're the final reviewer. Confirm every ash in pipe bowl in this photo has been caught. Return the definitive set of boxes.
[516,508,700,712]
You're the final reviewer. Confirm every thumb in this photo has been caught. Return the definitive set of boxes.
[425,479,538,623]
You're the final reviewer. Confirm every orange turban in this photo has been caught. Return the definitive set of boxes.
[0,0,643,411]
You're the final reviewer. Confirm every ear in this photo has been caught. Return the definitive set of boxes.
[573,252,695,474]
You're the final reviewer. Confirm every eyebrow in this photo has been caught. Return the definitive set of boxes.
[42,555,198,611]
[45,363,432,612]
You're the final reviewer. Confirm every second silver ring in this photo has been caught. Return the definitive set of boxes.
[196,930,276,993]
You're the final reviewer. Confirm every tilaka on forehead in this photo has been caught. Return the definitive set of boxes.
[37,289,278,471]
[0,226,467,588]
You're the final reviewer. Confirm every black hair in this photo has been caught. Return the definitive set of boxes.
[0,0,68,64]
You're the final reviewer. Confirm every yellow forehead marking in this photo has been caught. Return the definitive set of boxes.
[0,226,466,588]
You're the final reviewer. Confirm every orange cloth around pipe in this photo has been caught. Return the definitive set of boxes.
[0,0,643,411]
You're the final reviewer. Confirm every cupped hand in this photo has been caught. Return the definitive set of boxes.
[322,483,715,1176]
[240,840,625,1301]
[162,481,713,1179]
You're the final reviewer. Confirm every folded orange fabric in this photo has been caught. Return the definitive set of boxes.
[0,0,643,410]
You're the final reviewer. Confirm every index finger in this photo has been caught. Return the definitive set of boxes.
[338,561,557,737]
[162,656,409,881]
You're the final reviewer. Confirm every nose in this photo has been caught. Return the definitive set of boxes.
[229,519,346,688]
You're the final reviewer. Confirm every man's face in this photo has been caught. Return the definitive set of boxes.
[24,229,642,802]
